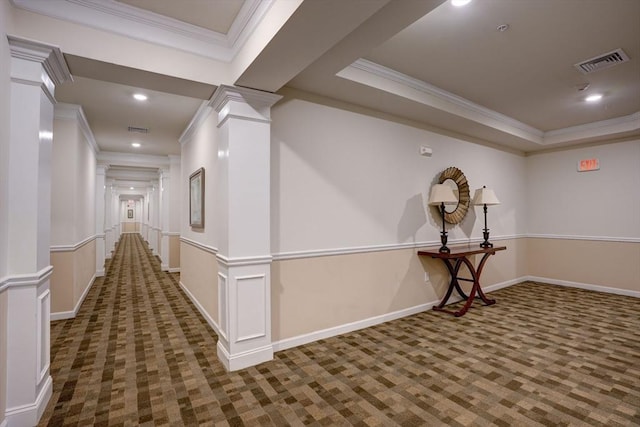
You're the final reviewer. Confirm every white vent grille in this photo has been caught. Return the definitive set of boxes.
[128,126,149,134]
[574,48,630,74]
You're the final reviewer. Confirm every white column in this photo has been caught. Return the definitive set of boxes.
[4,36,71,426]
[211,85,281,371]
[104,180,114,257]
[160,168,170,270]
[95,166,107,276]
[114,192,121,242]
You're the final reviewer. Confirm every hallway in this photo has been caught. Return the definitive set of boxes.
[40,233,227,425]
[38,234,640,426]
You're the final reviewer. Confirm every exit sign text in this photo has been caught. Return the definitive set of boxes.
[578,158,599,172]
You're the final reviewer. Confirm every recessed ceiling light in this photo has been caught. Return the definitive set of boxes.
[130,187,134,190]
[451,0,472,6]
[131,142,141,148]
[133,93,147,101]
[585,94,603,102]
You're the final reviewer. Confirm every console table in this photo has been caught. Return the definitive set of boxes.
[418,245,506,317]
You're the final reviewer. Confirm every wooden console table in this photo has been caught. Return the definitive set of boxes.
[418,245,506,317]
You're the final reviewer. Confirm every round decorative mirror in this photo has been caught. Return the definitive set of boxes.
[438,167,470,224]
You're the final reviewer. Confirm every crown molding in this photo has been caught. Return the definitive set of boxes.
[54,103,99,154]
[341,59,638,149]
[98,151,170,169]
[342,59,544,142]
[543,111,640,145]
[179,100,213,145]
[11,0,273,62]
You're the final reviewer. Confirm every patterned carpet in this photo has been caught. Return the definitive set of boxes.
[39,233,640,426]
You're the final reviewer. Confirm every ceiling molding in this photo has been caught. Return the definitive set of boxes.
[543,111,640,145]
[11,0,273,62]
[340,59,544,144]
[98,151,170,169]
[340,59,639,148]
[54,103,99,154]
[226,0,274,60]
[179,100,213,146]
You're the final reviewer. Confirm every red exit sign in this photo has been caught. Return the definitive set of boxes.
[578,158,599,172]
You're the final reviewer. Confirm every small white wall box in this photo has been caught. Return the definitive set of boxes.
[420,145,432,156]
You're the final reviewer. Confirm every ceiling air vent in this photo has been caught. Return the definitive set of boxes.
[128,126,149,134]
[574,48,630,74]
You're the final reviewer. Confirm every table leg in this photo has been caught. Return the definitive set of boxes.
[474,252,497,306]
[433,259,469,315]
[454,257,479,317]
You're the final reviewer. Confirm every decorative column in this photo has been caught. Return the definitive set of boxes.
[4,37,71,426]
[148,182,159,254]
[113,190,121,242]
[211,85,281,371]
[104,180,114,258]
[95,165,107,276]
[160,168,170,270]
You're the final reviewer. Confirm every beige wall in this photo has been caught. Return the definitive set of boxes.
[50,240,96,315]
[169,235,180,269]
[528,238,639,292]
[179,241,218,326]
[122,222,140,233]
[272,238,527,341]
[50,251,74,313]
[75,240,96,303]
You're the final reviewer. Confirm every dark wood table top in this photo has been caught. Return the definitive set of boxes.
[417,245,506,259]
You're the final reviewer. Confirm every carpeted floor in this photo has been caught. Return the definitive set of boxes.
[39,233,640,426]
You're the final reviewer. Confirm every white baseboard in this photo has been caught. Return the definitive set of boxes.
[96,269,105,277]
[273,277,526,352]
[178,280,221,336]
[161,263,169,271]
[272,301,436,352]
[5,374,52,426]
[168,267,180,273]
[217,341,273,372]
[50,274,96,321]
[527,276,640,298]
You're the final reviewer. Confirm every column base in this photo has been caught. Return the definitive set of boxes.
[217,341,273,372]
[4,374,51,426]
[216,256,273,371]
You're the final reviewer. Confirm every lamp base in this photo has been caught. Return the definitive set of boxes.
[439,232,450,253]
[479,230,493,248]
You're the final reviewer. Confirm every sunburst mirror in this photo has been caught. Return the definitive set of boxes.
[438,166,470,224]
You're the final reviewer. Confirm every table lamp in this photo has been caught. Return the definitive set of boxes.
[473,186,500,248]
[428,184,458,253]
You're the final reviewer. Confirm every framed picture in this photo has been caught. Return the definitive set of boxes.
[127,209,134,219]
[189,167,204,228]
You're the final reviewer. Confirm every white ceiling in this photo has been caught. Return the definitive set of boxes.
[11,0,640,178]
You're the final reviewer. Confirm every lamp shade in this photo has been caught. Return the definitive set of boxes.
[428,184,458,205]
[473,186,500,205]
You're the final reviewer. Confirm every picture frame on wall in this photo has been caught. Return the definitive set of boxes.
[189,167,204,228]
[127,209,134,219]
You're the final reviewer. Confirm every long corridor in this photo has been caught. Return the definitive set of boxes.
[38,234,640,426]
[39,233,229,425]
